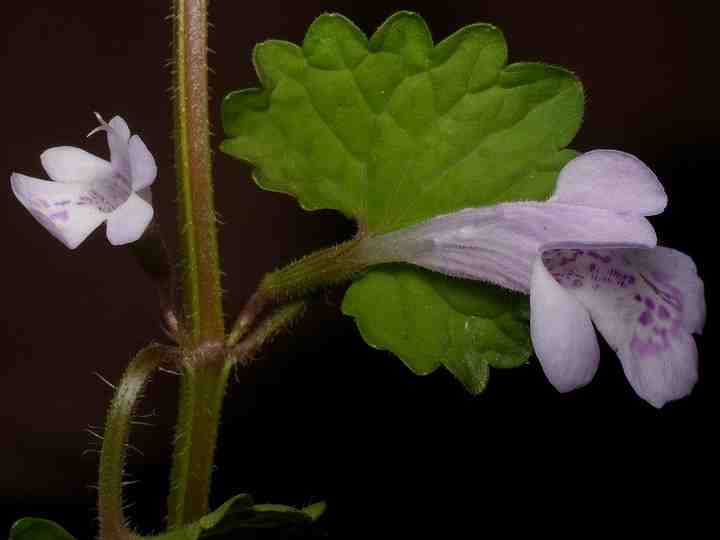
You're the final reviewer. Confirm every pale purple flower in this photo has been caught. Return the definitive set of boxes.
[11,113,156,249]
[359,150,705,407]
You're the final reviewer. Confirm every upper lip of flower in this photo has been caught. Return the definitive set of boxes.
[10,113,157,249]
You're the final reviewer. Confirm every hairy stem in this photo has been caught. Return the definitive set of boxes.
[227,238,366,346]
[169,0,229,527]
[230,300,307,366]
[173,0,223,343]
[167,355,232,527]
[98,345,173,540]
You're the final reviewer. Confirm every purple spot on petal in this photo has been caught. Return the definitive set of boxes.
[639,273,683,311]
[30,197,51,209]
[638,311,654,326]
[658,305,670,320]
[634,294,642,302]
[650,270,673,284]
[589,251,612,263]
[589,263,597,271]
[644,298,655,310]
[631,334,664,358]
[49,210,69,222]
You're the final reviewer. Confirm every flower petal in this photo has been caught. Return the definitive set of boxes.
[618,323,698,408]
[540,244,702,407]
[89,113,132,182]
[530,257,600,392]
[109,116,131,142]
[11,172,106,249]
[625,247,706,335]
[128,135,157,191]
[40,146,112,184]
[362,202,657,294]
[550,150,667,216]
[106,192,153,245]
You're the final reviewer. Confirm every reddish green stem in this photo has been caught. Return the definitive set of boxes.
[168,0,229,528]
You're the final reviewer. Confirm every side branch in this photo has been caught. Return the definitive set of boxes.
[98,345,177,540]
[229,300,307,366]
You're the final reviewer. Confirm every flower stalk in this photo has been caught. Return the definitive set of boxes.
[128,221,182,340]
[227,238,366,346]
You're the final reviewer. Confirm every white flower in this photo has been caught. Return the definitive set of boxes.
[11,113,157,249]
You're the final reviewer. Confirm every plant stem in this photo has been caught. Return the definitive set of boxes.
[98,345,173,540]
[172,0,223,343]
[169,0,228,527]
[168,356,232,527]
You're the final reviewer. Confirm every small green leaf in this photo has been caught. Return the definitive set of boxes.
[300,501,327,523]
[228,502,326,529]
[197,493,255,533]
[153,494,325,540]
[9,519,77,540]
[222,11,583,392]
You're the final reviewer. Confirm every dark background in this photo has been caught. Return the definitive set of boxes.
[2,1,717,537]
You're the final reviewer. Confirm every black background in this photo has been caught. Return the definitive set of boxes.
[2,1,717,537]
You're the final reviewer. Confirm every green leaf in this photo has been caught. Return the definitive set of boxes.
[154,495,325,540]
[222,11,583,392]
[9,519,77,540]
[342,266,532,393]
[223,502,327,530]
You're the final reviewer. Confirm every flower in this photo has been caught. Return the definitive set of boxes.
[11,113,157,249]
[359,150,705,407]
